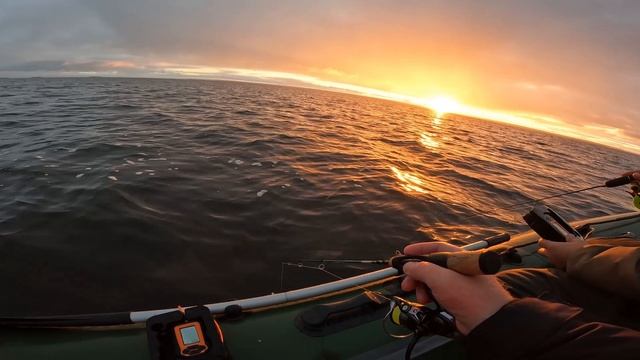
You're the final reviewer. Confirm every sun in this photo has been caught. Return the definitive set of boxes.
[423,96,462,116]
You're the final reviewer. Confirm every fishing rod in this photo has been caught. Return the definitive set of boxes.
[283,235,510,360]
[294,250,502,276]
[282,175,637,359]
[298,258,388,265]
[499,175,634,211]
[299,233,511,266]
[454,174,637,223]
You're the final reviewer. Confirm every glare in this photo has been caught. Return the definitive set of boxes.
[419,133,439,149]
[424,96,462,116]
[390,166,429,194]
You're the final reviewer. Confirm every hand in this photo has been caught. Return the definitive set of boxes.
[537,234,584,269]
[621,171,640,196]
[400,242,513,335]
[621,170,640,180]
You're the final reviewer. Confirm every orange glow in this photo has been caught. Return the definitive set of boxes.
[421,96,462,117]
[419,132,440,149]
[390,166,429,194]
[2,2,637,154]
[159,64,640,155]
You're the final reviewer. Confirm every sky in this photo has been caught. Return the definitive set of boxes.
[1,0,639,153]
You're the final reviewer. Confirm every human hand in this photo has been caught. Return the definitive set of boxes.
[621,170,640,180]
[537,234,584,269]
[400,242,513,335]
[621,171,640,196]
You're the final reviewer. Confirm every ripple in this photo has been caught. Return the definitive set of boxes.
[0,77,637,316]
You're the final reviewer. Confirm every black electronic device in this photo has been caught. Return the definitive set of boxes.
[523,205,583,242]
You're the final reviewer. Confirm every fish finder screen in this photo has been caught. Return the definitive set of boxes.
[180,326,200,345]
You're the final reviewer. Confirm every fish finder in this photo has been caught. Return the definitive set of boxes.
[174,321,209,356]
[523,205,583,242]
[146,305,228,360]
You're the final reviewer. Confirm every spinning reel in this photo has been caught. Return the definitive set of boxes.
[383,296,456,360]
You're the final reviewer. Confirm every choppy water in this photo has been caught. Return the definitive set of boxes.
[1,77,638,315]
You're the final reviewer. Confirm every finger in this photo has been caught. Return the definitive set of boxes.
[564,234,580,243]
[401,276,418,292]
[538,239,561,250]
[621,171,640,184]
[404,241,463,255]
[416,284,431,304]
[538,239,550,249]
[403,261,460,290]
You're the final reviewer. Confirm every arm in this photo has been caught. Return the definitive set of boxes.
[465,298,640,360]
[566,244,640,301]
[538,234,640,300]
[402,242,640,360]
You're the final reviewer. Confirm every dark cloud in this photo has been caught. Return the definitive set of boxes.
[0,60,66,72]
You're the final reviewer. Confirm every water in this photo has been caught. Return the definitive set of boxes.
[0,77,638,316]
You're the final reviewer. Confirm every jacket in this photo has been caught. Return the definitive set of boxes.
[466,241,640,359]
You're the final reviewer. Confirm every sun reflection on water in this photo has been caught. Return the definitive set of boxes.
[419,132,440,149]
[390,166,429,194]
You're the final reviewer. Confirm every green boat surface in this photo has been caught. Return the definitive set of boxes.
[2,212,639,360]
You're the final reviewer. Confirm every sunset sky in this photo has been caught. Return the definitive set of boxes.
[1,1,639,153]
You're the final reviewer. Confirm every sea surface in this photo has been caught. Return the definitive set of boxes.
[1,77,638,316]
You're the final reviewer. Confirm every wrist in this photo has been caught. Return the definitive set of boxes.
[458,285,513,335]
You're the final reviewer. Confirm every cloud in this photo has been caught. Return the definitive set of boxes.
[0,60,66,72]
[0,0,639,152]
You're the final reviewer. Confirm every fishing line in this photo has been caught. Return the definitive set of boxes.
[280,262,395,302]
[455,177,635,223]
[453,184,606,223]
[410,113,636,220]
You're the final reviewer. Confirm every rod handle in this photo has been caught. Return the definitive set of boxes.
[484,233,511,246]
[605,175,635,188]
[390,250,502,276]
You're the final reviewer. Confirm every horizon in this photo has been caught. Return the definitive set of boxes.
[4,73,640,156]
[1,1,639,154]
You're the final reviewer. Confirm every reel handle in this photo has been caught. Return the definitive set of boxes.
[390,250,502,276]
[605,175,635,188]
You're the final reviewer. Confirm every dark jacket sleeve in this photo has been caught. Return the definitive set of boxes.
[465,298,640,360]
[566,244,640,301]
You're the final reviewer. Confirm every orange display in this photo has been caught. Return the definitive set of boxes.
[174,322,209,357]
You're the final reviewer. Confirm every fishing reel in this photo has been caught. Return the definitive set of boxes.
[384,296,456,359]
[386,296,455,336]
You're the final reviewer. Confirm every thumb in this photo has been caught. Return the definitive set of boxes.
[538,239,559,250]
[403,261,459,289]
